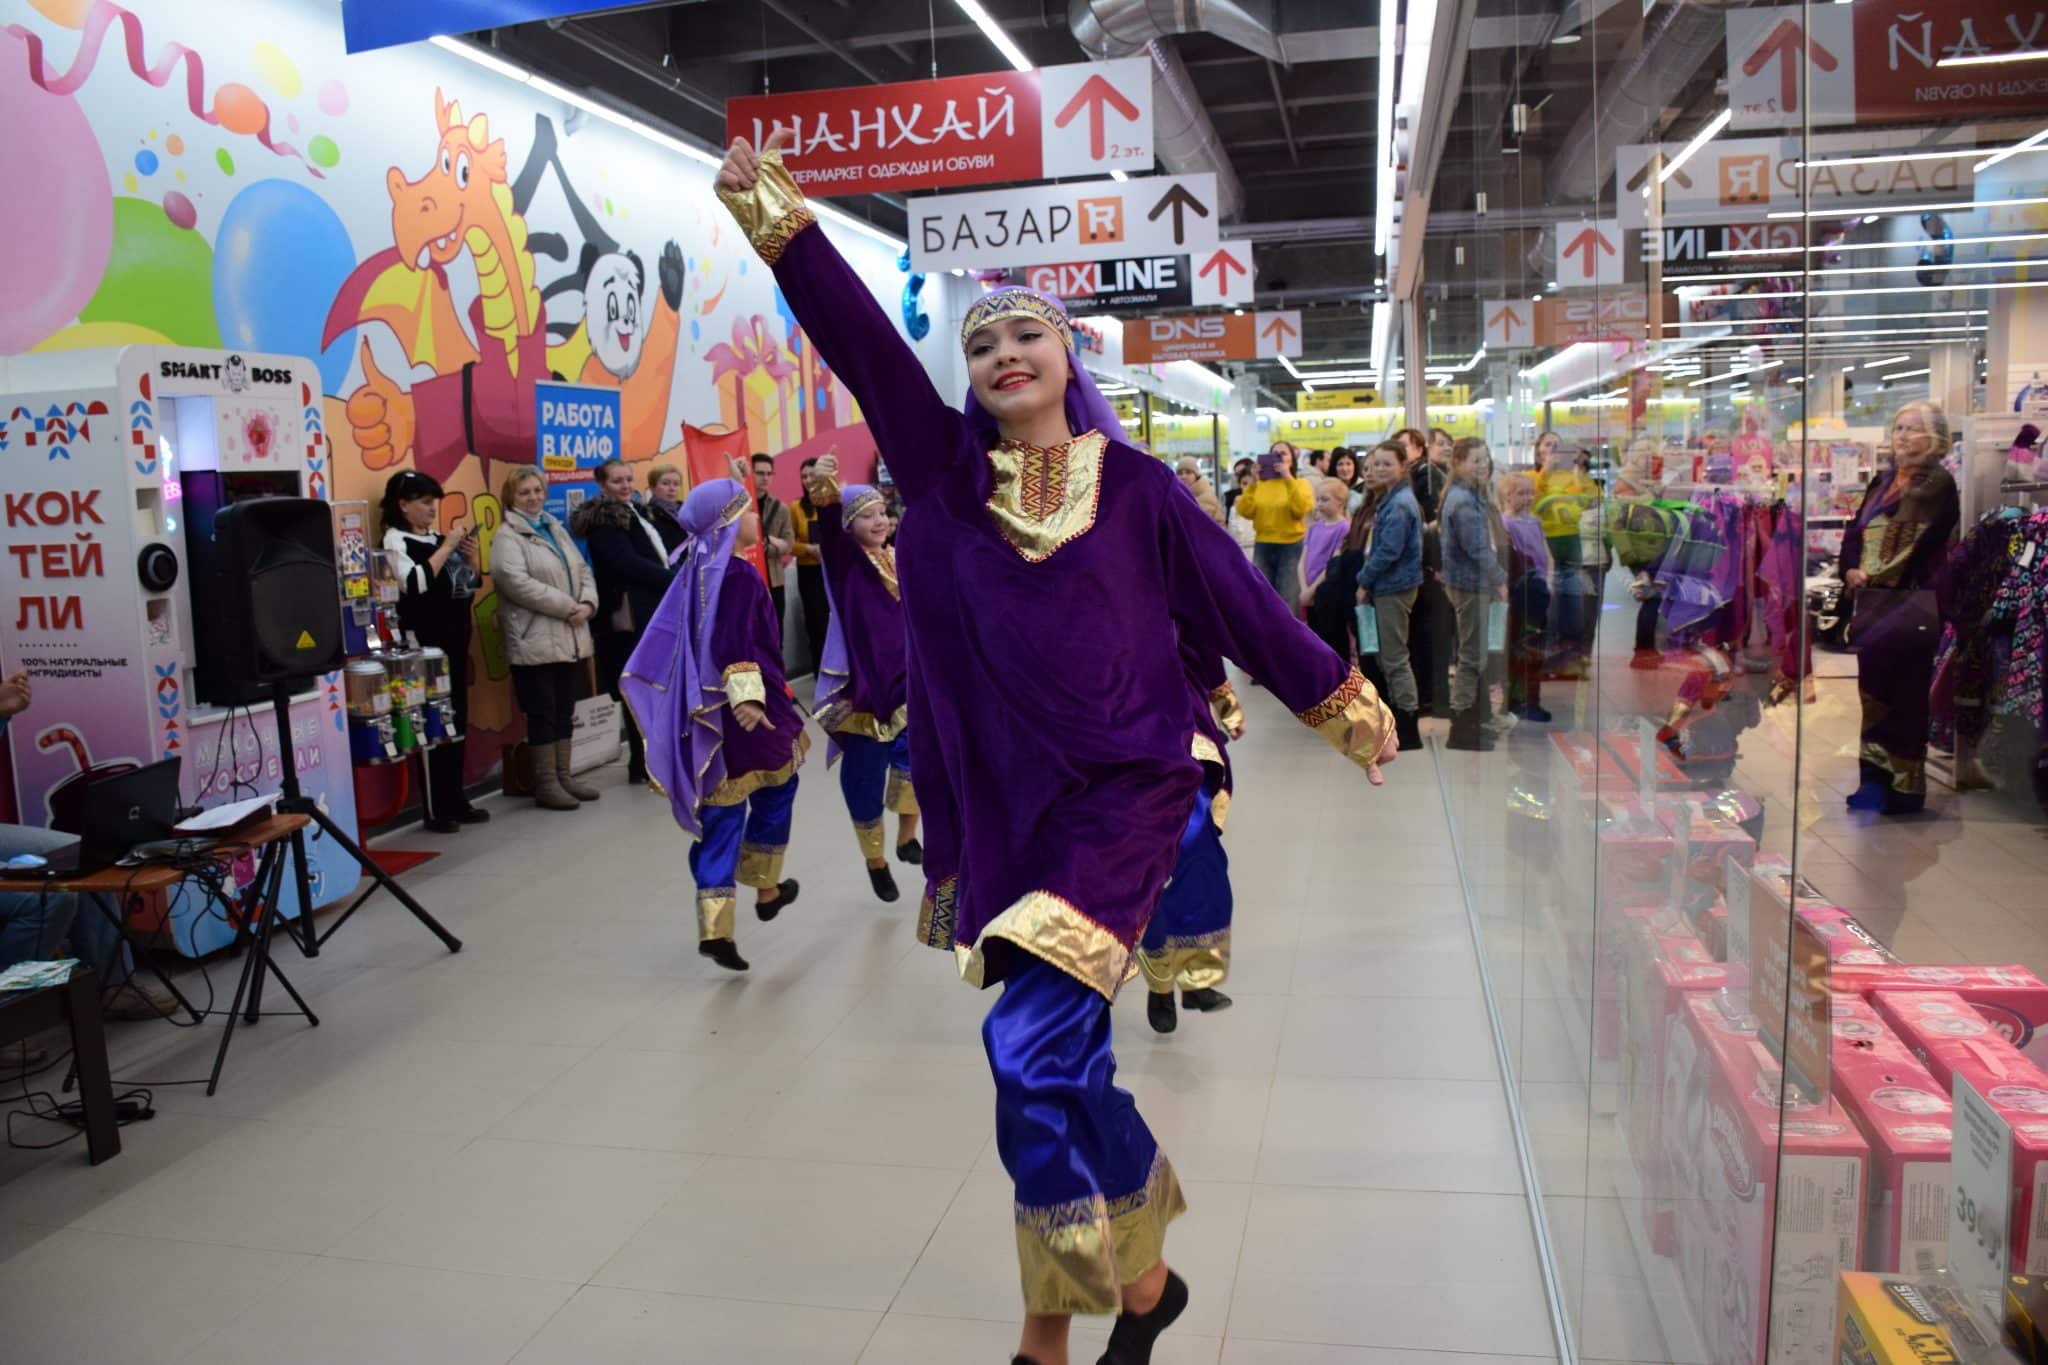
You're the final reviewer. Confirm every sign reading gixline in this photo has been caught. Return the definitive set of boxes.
[726,59,1152,198]
[910,174,1218,272]
[1122,311,1302,365]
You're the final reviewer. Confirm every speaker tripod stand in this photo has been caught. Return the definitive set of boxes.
[229,685,460,1030]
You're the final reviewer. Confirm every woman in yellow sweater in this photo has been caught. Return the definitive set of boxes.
[1531,433,1603,676]
[1237,440,1316,597]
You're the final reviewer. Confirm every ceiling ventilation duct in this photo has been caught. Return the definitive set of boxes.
[1071,0,1281,222]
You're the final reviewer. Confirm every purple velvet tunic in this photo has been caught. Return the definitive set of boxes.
[811,499,909,736]
[709,564,805,788]
[771,225,1377,998]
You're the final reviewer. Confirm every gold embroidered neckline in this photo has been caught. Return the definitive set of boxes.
[985,430,1106,563]
[865,545,900,598]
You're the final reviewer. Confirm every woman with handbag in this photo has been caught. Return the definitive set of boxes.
[1841,400,1961,816]
[493,466,603,811]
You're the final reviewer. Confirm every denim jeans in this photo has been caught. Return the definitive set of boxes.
[0,822,128,982]
[1252,540,1304,600]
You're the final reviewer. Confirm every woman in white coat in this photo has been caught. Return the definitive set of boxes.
[493,466,603,810]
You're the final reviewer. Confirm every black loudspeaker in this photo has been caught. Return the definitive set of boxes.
[183,491,344,705]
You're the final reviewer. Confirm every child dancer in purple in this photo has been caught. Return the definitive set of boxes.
[719,131,1398,1365]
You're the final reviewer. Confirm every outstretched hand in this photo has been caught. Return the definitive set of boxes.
[1364,727,1399,786]
[716,127,795,194]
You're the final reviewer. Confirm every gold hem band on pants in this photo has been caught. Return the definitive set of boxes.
[885,768,918,816]
[1014,1151,1187,1316]
[853,817,886,864]
[738,842,786,889]
[697,888,737,942]
[1138,932,1231,994]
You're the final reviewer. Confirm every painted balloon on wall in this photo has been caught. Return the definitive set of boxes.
[211,178,359,392]
[0,33,114,351]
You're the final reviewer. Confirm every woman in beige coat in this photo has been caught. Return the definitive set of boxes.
[494,466,603,810]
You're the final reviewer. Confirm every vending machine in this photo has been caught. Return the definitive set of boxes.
[0,346,360,954]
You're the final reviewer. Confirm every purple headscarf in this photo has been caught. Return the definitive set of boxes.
[813,482,883,766]
[619,477,751,837]
[957,287,1124,444]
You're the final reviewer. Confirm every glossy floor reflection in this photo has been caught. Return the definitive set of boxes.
[0,675,1555,1364]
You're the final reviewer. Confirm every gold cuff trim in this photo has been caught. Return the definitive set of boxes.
[805,475,842,506]
[957,890,1136,1001]
[704,731,810,806]
[853,817,886,864]
[715,150,815,265]
[1015,1151,1187,1316]
[1301,667,1395,774]
[821,703,908,742]
[885,767,919,815]
[722,662,767,708]
[1139,933,1231,994]
[985,431,1105,563]
[1190,733,1223,768]
[1210,788,1231,833]
[697,889,736,941]
[1208,682,1246,739]
[916,874,959,950]
[738,842,786,889]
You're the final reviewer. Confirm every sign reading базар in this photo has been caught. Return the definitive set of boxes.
[909,174,1218,272]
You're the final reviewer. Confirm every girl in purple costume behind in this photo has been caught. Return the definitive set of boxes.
[717,130,1398,1365]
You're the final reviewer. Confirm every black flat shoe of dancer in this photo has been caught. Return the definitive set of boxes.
[1097,1269,1189,1364]
[757,879,800,922]
[897,838,924,865]
[1147,991,1177,1035]
[869,865,901,902]
[1181,988,1232,1013]
[699,939,750,972]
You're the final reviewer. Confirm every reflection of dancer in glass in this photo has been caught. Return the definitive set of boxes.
[718,131,1397,1365]
[621,478,805,972]
[803,467,920,903]
[1140,645,1242,1036]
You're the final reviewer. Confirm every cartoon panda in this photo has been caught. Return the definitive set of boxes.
[224,353,249,392]
[582,247,647,382]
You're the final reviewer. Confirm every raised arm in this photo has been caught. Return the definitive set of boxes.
[1157,469,1395,781]
[716,134,964,503]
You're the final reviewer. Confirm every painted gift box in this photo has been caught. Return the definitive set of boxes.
[1828,995,1952,1275]
[1671,994,1868,1365]
[1871,989,2048,1276]
[708,315,802,453]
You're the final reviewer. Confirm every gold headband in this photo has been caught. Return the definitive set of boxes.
[844,487,885,521]
[960,289,1074,354]
[720,489,751,526]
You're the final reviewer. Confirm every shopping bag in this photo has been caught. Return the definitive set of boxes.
[1486,600,1508,653]
[1354,603,1380,655]
[1844,586,1938,655]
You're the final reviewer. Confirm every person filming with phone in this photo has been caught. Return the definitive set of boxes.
[1234,440,1315,597]
[381,470,490,833]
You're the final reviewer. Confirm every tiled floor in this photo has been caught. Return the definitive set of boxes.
[0,677,1558,1364]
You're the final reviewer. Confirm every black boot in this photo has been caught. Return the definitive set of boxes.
[897,838,924,865]
[1097,1270,1189,1365]
[698,939,749,972]
[1181,987,1232,1013]
[1446,708,1493,751]
[1395,707,1423,752]
[1147,990,1177,1035]
[869,865,901,903]
[625,718,648,784]
[757,879,800,922]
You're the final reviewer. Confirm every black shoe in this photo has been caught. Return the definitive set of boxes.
[456,806,491,825]
[1445,709,1493,752]
[1013,1357,1043,1365]
[869,865,900,903]
[1394,708,1423,752]
[422,817,462,834]
[757,879,800,922]
[1846,779,1889,811]
[698,939,749,972]
[1181,987,1233,1013]
[1098,1269,1189,1364]
[1881,790,1927,817]
[627,766,649,786]
[897,838,924,865]
[1147,990,1177,1035]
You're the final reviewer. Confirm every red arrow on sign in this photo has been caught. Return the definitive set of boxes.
[1487,305,1524,334]
[1259,314,1298,350]
[1742,19,1837,115]
[1563,225,1617,279]
[1199,248,1248,291]
[1054,74,1143,160]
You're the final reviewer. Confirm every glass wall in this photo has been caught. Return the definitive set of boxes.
[1432,1,2048,1359]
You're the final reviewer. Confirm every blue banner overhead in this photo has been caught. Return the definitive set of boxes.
[342,0,636,54]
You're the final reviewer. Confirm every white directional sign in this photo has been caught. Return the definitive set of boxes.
[1188,243,1255,307]
[909,173,1220,272]
[1481,299,1535,350]
[1555,220,1625,289]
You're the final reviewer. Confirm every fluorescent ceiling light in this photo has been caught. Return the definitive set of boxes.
[428,35,531,84]
[1857,354,1915,370]
[1978,123,2048,174]
[1937,49,2048,69]
[1711,232,2048,258]
[1689,362,1782,388]
[1767,197,2048,220]
[952,0,1033,72]
[1673,310,1986,327]
[1552,31,1582,44]
[1881,366,1933,380]
[1661,109,1733,183]
[1667,258,2046,284]
[1277,354,1305,381]
[1373,0,1395,259]
[1695,280,2048,300]
[1797,147,1990,169]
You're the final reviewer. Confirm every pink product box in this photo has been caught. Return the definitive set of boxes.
[1656,794,1756,917]
[1672,995,1868,1365]
[1828,996,1951,1274]
[1870,989,2048,1275]
[1839,964,2048,1070]
[1617,918,1729,1256]
[1698,900,1730,961]
[1601,729,1689,790]
[1794,905,1899,970]
[1598,796,1677,915]
[1595,905,1690,1062]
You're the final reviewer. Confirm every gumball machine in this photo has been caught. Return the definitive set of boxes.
[417,645,458,745]
[344,659,399,765]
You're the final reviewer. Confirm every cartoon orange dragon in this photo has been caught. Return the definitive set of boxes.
[323,89,544,480]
